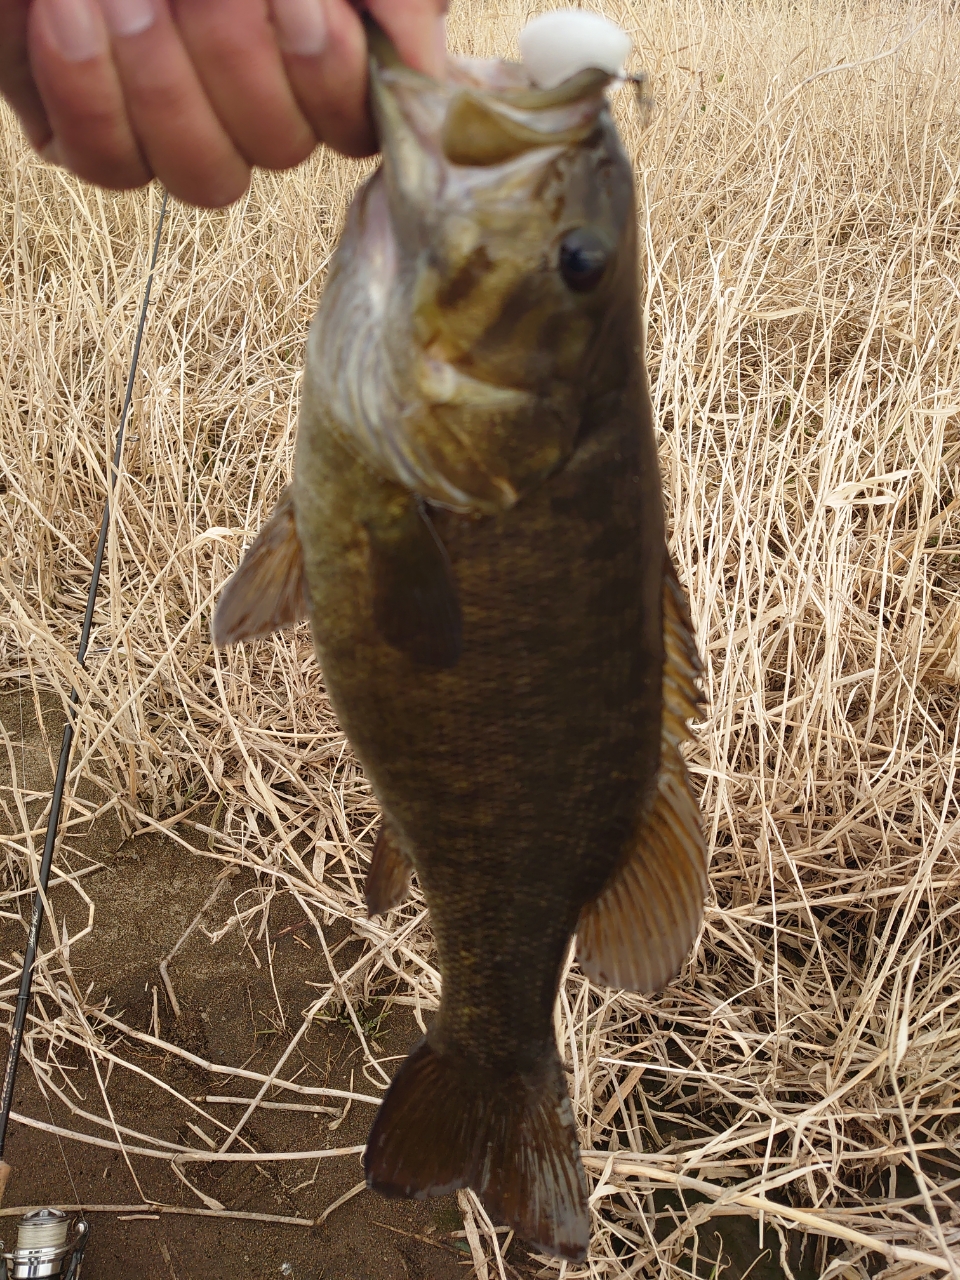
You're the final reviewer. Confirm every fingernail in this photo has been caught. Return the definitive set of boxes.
[41,0,107,62]
[97,0,155,38]
[271,0,328,57]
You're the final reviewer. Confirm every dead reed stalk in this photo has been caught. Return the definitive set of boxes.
[3,0,960,1273]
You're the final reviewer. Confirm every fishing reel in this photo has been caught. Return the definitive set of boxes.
[0,1209,88,1279]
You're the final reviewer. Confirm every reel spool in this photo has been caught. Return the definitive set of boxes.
[0,1209,88,1279]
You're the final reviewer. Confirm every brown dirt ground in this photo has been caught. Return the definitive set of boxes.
[0,689,513,1280]
[0,690,812,1280]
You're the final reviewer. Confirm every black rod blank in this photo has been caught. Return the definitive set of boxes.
[0,192,169,1161]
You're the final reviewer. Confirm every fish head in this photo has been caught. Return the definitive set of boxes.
[308,24,641,514]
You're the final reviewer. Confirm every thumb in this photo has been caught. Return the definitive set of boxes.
[365,0,448,78]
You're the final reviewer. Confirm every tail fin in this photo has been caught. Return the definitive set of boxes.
[364,1038,589,1261]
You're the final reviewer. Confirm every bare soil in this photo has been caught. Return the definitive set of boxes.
[0,690,811,1280]
[0,690,500,1280]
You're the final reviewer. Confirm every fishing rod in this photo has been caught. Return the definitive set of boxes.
[0,192,168,1278]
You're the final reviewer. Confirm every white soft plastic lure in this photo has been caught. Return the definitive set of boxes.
[518,9,632,89]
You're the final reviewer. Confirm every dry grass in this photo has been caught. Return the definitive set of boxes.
[3,0,960,1274]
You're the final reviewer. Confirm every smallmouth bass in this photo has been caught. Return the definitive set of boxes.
[214,19,706,1262]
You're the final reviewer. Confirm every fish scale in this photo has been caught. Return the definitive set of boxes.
[213,16,706,1262]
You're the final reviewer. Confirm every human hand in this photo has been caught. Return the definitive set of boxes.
[0,0,447,206]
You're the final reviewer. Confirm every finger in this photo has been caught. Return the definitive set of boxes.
[270,0,374,157]
[94,0,251,206]
[367,0,448,78]
[0,0,52,148]
[28,0,152,188]
[171,0,315,171]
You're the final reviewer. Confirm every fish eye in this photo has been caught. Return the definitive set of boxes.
[558,228,610,293]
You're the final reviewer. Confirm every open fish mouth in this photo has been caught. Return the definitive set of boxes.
[366,17,617,178]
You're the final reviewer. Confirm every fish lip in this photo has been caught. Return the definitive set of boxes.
[364,15,616,168]
[364,12,615,103]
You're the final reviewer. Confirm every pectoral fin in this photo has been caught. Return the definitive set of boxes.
[577,558,707,993]
[212,488,308,646]
[365,820,413,917]
[367,500,462,670]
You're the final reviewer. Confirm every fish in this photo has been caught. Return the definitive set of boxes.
[213,18,706,1262]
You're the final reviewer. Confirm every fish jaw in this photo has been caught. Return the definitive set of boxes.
[303,30,638,515]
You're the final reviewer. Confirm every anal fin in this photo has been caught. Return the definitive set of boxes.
[365,820,413,917]
[576,557,707,993]
[365,1038,589,1261]
[212,487,308,646]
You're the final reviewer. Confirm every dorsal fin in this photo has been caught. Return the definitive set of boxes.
[212,488,308,646]
[365,819,414,916]
[576,557,707,993]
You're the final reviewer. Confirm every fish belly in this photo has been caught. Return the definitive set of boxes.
[295,389,665,1062]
